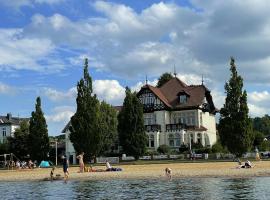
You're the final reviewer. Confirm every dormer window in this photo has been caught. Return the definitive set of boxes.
[177,90,189,104]
[179,95,187,104]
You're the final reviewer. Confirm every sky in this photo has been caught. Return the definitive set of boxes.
[1,0,270,136]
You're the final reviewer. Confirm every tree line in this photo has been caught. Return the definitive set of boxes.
[0,97,50,162]
[1,57,269,162]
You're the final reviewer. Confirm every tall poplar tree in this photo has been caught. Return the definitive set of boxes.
[70,58,117,160]
[99,101,118,153]
[29,97,49,161]
[118,87,147,159]
[219,57,253,157]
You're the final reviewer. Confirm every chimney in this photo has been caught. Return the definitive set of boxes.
[7,113,12,120]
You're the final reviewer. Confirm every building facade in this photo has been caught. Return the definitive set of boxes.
[63,77,218,162]
[62,121,77,164]
[0,113,28,143]
[137,77,218,151]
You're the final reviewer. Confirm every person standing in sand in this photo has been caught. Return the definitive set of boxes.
[77,152,85,173]
[62,156,69,182]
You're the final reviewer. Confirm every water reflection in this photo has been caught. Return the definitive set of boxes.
[0,177,269,200]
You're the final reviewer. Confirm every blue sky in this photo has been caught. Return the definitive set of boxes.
[1,0,270,136]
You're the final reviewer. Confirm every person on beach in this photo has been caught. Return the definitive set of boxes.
[165,167,172,179]
[77,152,84,173]
[106,160,112,171]
[62,156,69,182]
[50,167,55,181]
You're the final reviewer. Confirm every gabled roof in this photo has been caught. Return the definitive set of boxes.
[138,77,217,112]
[0,114,29,126]
[62,120,71,133]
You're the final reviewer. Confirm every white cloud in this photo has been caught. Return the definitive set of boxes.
[245,87,270,122]
[131,79,158,92]
[45,106,74,123]
[93,80,125,105]
[0,29,58,72]
[1,0,270,84]
[0,0,32,10]
[0,82,15,94]
[35,0,65,5]
[43,87,76,101]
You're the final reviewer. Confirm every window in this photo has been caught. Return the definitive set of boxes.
[197,133,201,144]
[175,133,181,147]
[169,134,174,147]
[168,133,181,147]
[144,113,155,125]
[149,134,155,148]
[187,112,195,125]
[2,127,6,137]
[179,95,187,104]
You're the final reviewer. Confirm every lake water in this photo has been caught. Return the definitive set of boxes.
[0,177,269,199]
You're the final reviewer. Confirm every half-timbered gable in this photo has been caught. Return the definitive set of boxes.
[137,85,170,112]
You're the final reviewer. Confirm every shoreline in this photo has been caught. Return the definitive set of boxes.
[1,161,270,182]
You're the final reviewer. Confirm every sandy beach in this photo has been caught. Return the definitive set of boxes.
[1,161,270,182]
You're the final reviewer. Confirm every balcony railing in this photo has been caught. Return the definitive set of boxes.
[145,124,161,132]
[166,123,187,132]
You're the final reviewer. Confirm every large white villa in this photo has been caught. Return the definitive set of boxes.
[137,77,218,151]
[63,76,218,163]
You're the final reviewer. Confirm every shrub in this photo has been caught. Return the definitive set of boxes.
[179,144,189,153]
[157,145,171,154]
[211,140,227,153]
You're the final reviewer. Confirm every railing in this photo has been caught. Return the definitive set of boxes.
[166,123,187,131]
[145,124,161,132]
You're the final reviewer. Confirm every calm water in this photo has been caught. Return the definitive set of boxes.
[0,177,269,200]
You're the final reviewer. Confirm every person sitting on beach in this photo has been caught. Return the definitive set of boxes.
[28,160,34,169]
[165,167,172,179]
[244,160,252,168]
[106,160,112,171]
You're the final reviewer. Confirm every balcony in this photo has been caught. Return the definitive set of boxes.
[145,124,161,132]
[166,123,187,132]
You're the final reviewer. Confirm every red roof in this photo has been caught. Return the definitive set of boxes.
[138,77,217,112]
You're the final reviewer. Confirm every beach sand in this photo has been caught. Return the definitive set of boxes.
[1,161,270,182]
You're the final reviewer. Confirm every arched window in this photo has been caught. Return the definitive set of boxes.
[149,134,155,148]
[175,133,181,147]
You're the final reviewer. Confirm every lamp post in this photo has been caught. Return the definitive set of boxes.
[55,139,58,166]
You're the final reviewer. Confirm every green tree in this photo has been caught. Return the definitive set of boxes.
[99,101,118,153]
[70,59,117,160]
[253,131,264,147]
[29,97,50,162]
[253,115,270,136]
[156,72,173,88]
[8,120,30,159]
[118,87,148,159]
[219,57,253,157]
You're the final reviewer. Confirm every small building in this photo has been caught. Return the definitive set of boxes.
[0,113,29,143]
[137,77,218,151]
[61,121,76,164]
